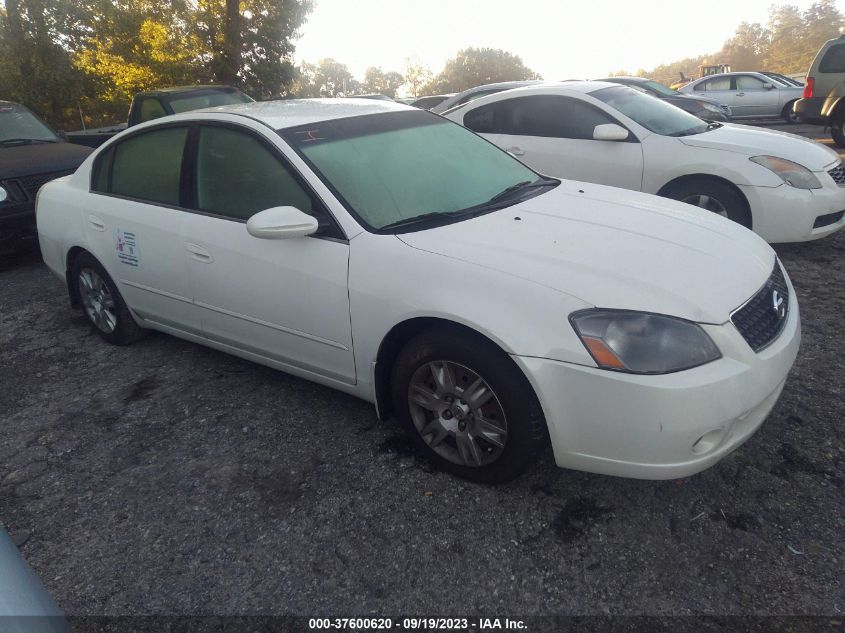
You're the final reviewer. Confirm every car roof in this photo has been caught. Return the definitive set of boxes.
[599,76,649,83]
[136,85,243,97]
[192,98,414,129]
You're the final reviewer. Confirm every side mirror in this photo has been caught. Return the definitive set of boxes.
[56,130,68,141]
[593,123,629,141]
[762,83,774,90]
[246,206,319,240]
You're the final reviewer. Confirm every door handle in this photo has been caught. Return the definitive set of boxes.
[185,243,213,263]
[87,215,105,232]
[507,147,525,156]
[736,92,745,97]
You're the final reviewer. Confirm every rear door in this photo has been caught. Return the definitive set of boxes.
[691,76,735,110]
[84,125,198,331]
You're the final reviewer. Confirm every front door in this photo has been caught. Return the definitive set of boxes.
[181,124,356,384]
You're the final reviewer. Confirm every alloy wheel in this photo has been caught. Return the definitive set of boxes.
[78,268,117,333]
[407,360,508,467]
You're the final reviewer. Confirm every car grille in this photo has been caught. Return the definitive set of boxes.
[731,262,789,352]
[1,170,74,203]
[828,163,845,186]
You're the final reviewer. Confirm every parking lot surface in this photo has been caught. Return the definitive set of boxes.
[0,123,843,621]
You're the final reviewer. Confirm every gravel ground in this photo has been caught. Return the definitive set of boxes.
[0,124,843,625]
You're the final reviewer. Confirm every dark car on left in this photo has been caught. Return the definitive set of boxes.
[0,100,92,254]
[598,76,732,122]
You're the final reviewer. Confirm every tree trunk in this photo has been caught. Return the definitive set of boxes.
[217,0,241,86]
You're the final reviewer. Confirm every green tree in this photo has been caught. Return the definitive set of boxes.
[362,66,404,97]
[0,0,88,125]
[403,58,432,97]
[295,58,356,97]
[717,22,769,71]
[425,47,541,94]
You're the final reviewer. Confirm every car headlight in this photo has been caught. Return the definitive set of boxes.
[0,185,8,203]
[701,102,725,114]
[570,309,721,374]
[750,155,822,189]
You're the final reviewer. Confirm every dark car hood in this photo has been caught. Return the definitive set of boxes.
[0,142,92,179]
[668,93,725,107]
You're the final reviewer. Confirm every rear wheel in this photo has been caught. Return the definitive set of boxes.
[782,101,800,124]
[70,251,147,345]
[661,178,752,229]
[831,113,845,148]
[390,327,547,483]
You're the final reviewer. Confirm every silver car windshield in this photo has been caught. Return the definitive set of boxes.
[591,86,709,137]
[281,110,545,232]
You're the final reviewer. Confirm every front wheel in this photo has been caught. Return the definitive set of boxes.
[661,178,752,229]
[70,251,147,345]
[831,113,845,148]
[391,327,547,483]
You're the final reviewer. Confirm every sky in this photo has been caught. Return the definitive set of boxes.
[293,0,845,88]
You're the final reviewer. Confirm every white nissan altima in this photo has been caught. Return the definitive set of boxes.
[444,82,845,243]
[36,99,800,483]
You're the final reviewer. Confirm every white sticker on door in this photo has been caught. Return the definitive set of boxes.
[115,229,140,267]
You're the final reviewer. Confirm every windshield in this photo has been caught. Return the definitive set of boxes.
[641,80,679,96]
[591,86,708,136]
[166,89,253,114]
[281,110,542,232]
[0,104,58,144]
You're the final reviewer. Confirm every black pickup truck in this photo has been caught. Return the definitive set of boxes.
[0,101,92,254]
[67,85,253,148]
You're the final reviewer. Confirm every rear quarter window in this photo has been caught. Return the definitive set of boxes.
[819,44,845,73]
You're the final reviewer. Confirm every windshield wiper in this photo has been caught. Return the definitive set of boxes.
[0,138,56,146]
[379,178,559,232]
[486,177,558,204]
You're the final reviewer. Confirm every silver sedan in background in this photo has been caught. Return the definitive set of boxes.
[680,71,804,122]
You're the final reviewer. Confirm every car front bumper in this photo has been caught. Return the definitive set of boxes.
[513,275,801,480]
[0,204,37,254]
[738,175,845,243]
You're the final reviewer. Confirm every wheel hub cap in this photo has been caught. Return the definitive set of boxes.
[407,361,508,468]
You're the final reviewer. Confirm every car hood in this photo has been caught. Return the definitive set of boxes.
[671,93,725,107]
[398,182,776,324]
[0,142,92,179]
[678,123,840,170]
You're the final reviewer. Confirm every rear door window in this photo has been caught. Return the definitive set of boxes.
[701,77,732,91]
[819,44,845,73]
[108,126,189,206]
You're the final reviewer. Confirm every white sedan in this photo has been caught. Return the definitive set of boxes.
[443,81,845,243]
[37,99,800,482]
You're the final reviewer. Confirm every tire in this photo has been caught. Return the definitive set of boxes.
[660,177,752,229]
[70,251,147,345]
[831,113,845,148]
[390,326,547,483]
[782,101,800,124]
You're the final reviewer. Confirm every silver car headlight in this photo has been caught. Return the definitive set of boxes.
[570,309,721,374]
[750,155,822,189]
[0,185,8,202]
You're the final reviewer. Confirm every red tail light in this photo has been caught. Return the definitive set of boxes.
[803,77,814,98]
